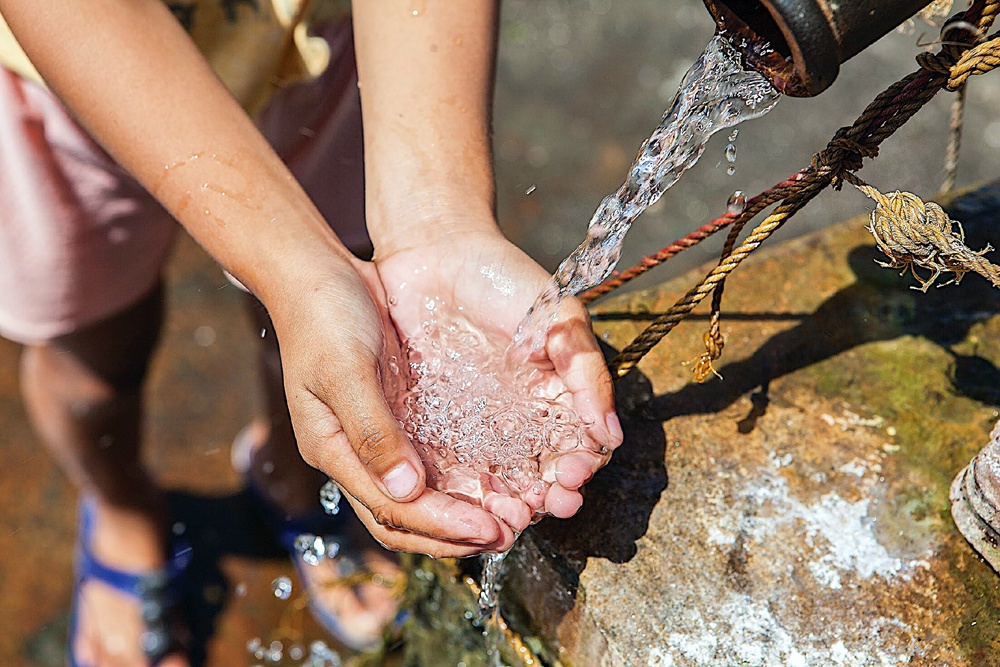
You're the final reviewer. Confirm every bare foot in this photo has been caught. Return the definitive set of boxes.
[74,499,189,667]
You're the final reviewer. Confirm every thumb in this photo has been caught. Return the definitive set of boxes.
[331,362,427,502]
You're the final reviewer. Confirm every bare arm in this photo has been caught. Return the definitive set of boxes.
[0,0,515,555]
[351,0,500,253]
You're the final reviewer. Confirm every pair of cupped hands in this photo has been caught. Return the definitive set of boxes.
[266,225,623,558]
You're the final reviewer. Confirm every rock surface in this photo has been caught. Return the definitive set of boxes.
[404,183,1000,667]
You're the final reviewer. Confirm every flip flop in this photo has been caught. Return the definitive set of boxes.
[243,476,407,652]
[233,420,406,651]
[69,497,193,667]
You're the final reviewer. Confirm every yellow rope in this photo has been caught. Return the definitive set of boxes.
[844,172,1000,291]
[606,1,1000,379]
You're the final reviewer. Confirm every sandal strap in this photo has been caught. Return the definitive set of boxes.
[244,478,350,554]
[75,498,193,664]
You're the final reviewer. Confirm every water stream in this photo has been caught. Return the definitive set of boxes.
[391,32,780,662]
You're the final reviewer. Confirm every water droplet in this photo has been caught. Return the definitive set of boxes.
[388,295,398,306]
[271,576,292,600]
[525,185,537,195]
[260,328,266,338]
[727,190,747,215]
[194,325,216,347]
[725,142,737,163]
[294,533,327,566]
[319,479,342,515]
[727,165,737,176]
[728,128,739,142]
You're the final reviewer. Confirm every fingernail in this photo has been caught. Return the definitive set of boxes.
[383,462,419,499]
[606,413,624,444]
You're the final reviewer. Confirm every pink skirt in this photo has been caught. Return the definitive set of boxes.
[0,18,366,344]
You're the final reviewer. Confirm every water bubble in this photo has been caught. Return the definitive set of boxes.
[307,640,342,667]
[294,533,327,566]
[388,295,398,306]
[271,576,292,600]
[727,190,747,215]
[194,325,216,347]
[266,640,283,663]
[726,144,737,163]
[319,480,341,515]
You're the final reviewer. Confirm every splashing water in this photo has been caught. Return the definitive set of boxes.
[272,576,293,600]
[319,479,341,515]
[508,34,778,359]
[390,313,587,509]
[388,35,778,640]
[392,35,778,512]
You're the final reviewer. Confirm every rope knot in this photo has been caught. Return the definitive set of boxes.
[917,49,958,75]
[812,134,879,188]
[863,187,1000,291]
[690,326,725,383]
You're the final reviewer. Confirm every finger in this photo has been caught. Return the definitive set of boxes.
[483,490,532,533]
[304,423,508,546]
[541,450,605,490]
[321,360,427,502]
[544,484,584,518]
[345,493,516,557]
[546,300,622,451]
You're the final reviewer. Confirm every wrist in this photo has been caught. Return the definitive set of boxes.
[367,188,501,259]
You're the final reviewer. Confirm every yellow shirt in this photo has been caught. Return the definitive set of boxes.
[0,0,350,115]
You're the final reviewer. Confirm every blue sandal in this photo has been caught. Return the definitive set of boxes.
[244,479,406,652]
[69,498,193,666]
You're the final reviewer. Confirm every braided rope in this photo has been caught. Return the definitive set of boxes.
[578,171,808,303]
[610,180,824,377]
[603,0,1000,378]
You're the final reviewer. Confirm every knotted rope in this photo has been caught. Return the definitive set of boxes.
[599,0,1000,379]
[845,172,1000,290]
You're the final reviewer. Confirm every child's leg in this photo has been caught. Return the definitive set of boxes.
[0,68,182,666]
[20,286,186,667]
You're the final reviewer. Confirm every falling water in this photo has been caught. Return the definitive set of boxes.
[507,34,779,363]
[390,34,780,651]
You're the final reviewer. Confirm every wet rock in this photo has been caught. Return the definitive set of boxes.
[402,182,1000,666]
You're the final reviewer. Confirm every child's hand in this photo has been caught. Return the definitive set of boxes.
[266,257,517,557]
[374,226,623,533]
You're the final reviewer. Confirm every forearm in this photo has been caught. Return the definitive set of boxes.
[352,0,501,254]
[0,0,356,307]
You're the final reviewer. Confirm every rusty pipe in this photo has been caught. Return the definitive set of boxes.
[701,0,936,96]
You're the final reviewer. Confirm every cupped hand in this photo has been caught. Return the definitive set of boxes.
[374,226,623,533]
[264,255,517,557]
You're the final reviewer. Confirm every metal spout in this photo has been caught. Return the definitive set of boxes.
[701,0,936,96]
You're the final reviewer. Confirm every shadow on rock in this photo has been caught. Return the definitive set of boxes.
[640,238,1000,428]
[499,341,667,662]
